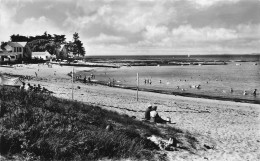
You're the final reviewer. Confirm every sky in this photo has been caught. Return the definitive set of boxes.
[0,0,259,55]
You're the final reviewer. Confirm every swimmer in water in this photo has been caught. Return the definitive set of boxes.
[253,89,257,96]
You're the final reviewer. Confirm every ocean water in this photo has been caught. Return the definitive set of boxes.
[86,54,260,62]
[78,61,260,103]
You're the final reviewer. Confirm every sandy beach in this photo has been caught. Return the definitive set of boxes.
[1,64,259,161]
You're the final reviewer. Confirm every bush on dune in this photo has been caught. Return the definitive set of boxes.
[0,86,161,160]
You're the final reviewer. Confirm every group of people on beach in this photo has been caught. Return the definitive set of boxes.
[242,89,257,96]
[107,78,116,87]
[144,79,152,85]
[82,74,96,83]
[20,82,51,94]
[144,105,170,124]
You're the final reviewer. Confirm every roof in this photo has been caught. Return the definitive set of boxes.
[4,45,13,51]
[32,51,51,56]
[15,42,27,47]
[7,42,24,48]
[0,52,20,56]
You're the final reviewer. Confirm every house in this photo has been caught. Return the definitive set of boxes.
[5,42,24,60]
[31,51,52,60]
[0,41,29,62]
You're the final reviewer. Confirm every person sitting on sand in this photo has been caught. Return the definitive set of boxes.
[150,106,167,124]
[25,83,32,91]
[144,105,153,120]
[20,82,25,90]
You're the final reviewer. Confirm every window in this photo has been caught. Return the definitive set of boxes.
[14,47,16,52]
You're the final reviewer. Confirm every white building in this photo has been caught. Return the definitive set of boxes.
[31,51,52,60]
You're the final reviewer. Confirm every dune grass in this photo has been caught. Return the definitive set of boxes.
[0,86,200,160]
[0,86,162,160]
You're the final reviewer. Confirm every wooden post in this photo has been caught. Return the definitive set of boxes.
[72,67,74,100]
[137,73,139,101]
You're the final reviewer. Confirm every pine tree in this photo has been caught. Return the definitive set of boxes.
[71,32,85,56]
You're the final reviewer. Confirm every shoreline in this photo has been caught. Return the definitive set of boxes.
[76,79,260,105]
[1,63,259,105]
[2,66,260,105]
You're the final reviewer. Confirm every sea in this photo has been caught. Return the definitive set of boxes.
[78,54,260,104]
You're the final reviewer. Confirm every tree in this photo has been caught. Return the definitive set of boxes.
[54,34,66,44]
[75,40,85,56]
[27,39,49,52]
[71,32,85,56]
[73,32,79,42]
[1,42,7,50]
[10,34,28,42]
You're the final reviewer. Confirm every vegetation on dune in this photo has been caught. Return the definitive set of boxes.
[0,86,200,160]
[0,87,160,160]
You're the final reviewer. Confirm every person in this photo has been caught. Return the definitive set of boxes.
[33,84,37,91]
[253,89,257,96]
[37,84,41,91]
[150,106,167,124]
[144,105,153,120]
[20,82,25,90]
[83,76,87,83]
[24,83,30,91]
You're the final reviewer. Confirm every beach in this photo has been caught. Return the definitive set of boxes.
[1,64,259,161]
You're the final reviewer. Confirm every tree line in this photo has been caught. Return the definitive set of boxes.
[7,32,85,58]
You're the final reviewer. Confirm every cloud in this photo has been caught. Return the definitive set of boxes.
[0,2,67,42]
[187,0,242,8]
[0,0,259,55]
[171,25,238,42]
[88,33,126,44]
